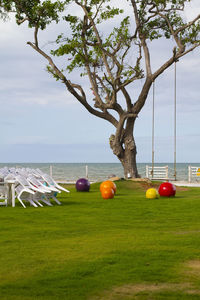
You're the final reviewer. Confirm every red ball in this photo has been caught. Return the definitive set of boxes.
[158,182,176,197]
[171,184,176,196]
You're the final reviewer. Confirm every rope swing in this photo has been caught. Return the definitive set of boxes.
[174,61,177,181]
[151,80,155,178]
[151,61,177,181]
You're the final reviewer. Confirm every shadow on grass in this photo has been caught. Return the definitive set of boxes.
[59,201,85,206]
[158,196,184,200]
[8,200,85,208]
[76,191,97,194]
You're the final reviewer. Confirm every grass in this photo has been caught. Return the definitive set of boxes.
[1,180,200,299]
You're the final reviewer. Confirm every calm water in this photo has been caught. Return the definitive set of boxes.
[1,163,200,182]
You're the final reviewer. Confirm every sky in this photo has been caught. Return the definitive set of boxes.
[0,1,200,163]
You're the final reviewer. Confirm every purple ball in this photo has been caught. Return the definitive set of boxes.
[76,178,90,192]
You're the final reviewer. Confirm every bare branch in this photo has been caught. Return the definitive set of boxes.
[68,81,86,99]
[27,40,118,127]
[176,43,200,59]
[120,86,133,112]
[34,25,39,48]
[17,17,28,24]
[175,14,200,35]
[132,77,152,115]
[157,11,185,52]
[153,42,200,82]
[115,113,137,143]
[75,0,114,82]
[130,0,152,77]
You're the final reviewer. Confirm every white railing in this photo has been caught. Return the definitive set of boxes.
[188,166,200,182]
[146,165,169,180]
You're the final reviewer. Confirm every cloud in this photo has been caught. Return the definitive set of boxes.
[136,134,200,163]
[0,143,117,163]
[0,120,15,126]
[184,0,200,21]
[10,135,51,145]
[0,2,199,163]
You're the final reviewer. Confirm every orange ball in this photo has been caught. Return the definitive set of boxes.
[100,181,117,194]
[101,187,114,199]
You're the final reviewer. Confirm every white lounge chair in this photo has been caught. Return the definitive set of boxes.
[16,173,56,207]
[0,182,7,206]
[33,192,53,207]
[36,169,70,193]
[27,175,51,193]
[0,167,69,208]
[15,184,36,208]
[27,175,55,206]
[15,175,47,208]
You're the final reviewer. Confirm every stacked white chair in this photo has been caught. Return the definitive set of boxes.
[0,182,7,206]
[0,169,8,206]
[34,169,70,205]
[0,167,70,208]
[27,174,53,207]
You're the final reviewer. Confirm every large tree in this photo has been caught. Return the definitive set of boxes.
[1,0,200,178]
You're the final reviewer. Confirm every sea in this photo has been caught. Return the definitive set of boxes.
[1,163,200,182]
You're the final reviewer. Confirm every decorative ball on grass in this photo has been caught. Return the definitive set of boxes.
[158,182,176,197]
[171,184,176,196]
[101,187,114,199]
[76,178,90,192]
[100,180,117,194]
[146,188,158,199]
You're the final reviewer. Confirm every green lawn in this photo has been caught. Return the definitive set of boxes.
[1,180,200,299]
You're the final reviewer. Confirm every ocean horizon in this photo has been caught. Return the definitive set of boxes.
[1,162,200,182]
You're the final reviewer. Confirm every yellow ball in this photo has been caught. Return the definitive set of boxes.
[146,188,158,199]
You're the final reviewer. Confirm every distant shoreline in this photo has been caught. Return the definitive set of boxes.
[1,162,200,164]
[1,162,199,182]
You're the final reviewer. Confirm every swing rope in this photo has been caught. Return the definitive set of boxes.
[174,61,177,180]
[151,81,155,178]
[151,61,177,180]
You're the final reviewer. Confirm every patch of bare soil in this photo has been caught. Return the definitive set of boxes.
[110,179,189,192]
[150,183,188,192]
[184,260,200,279]
[90,261,200,300]
[175,186,189,192]
[128,179,154,191]
[89,283,192,300]
[136,181,153,190]
[187,260,200,269]
[146,182,189,192]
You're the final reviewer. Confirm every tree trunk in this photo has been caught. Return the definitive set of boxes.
[119,134,139,179]
[120,140,139,179]
[110,118,139,179]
